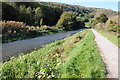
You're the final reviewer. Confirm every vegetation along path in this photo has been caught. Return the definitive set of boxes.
[92,29,118,78]
[1,29,85,62]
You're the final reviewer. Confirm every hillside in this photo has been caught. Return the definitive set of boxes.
[46,2,117,17]
[2,2,117,26]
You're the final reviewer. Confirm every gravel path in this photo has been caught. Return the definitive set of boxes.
[92,29,118,78]
[1,29,85,62]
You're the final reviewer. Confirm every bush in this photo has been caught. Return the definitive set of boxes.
[94,23,106,29]
[72,21,85,30]
[88,19,98,27]
[96,14,108,23]
[105,16,119,32]
[40,25,55,30]
[0,21,26,34]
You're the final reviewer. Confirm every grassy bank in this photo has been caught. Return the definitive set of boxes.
[95,29,119,47]
[1,29,106,78]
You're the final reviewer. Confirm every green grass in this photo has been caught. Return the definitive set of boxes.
[85,22,89,27]
[2,29,64,43]
[1,29,106,78]
[95,29,119,47]
[0,63,2,79]
[0,64,2,68]
[59,30,106,78]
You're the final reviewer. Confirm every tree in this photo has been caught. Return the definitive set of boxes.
[2,2,19,21]
[19,5,27,23]
[34,7,44,27]
[40,18,43,26]
[57,11,85,30]
[42,5,63,26]
[57,12,74,30]
[26,7,32,25]
[96,14,108,23]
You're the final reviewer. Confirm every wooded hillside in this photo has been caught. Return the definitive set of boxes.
[2,2,117,27]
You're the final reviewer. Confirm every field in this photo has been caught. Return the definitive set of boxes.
[1,29,106,78]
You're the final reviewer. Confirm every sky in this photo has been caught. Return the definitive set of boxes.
[38,0,119,11]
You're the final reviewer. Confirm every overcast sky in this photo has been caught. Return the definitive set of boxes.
[38,0,119,11]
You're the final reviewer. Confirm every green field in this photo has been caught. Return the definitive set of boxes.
[1,29,106,78]
[95,29,119,47]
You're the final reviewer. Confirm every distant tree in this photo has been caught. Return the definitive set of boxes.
[34,7,44,27]
[40,18,43,26]
[2,2,19,21]
[26,7,32,25]
[57,11,75,30]
[72,21,85,30]
[2,2,91,27]
[19,5,27,23]
[57,11,85,30]
[96,14,108,23]
[43,5,63,26]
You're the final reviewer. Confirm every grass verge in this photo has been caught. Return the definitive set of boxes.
[95,29,119,47]
[1,29,106,78]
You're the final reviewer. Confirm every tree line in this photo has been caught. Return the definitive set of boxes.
[2,2,63,26]
[2,2,117,31]
[2,2,87,30]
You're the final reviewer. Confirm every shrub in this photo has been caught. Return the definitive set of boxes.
[25,26,40,31]
[94,23,106,29]
[62,32,85,50]
[0,21,26,34]
[72,21,85,30]
[96,14,108,23]
[105,16,119,32]
[40,25,61,31]
[40,25,54,30]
